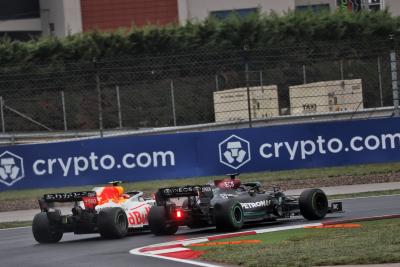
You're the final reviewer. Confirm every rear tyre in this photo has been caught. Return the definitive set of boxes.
[299,188,328,220]
[32,212,63,243]
[97,207,128,239]
[214,200,244,231]
[148,206,178,235]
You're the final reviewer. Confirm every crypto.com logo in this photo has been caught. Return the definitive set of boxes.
[219,135,251,169]
[0,151,25,186]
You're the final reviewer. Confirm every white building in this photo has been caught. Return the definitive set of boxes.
[0,0,397,40]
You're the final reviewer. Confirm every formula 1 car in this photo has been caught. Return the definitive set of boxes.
[32,181,155,243]
[148,174,343,235]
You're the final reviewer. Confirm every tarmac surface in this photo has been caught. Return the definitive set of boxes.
[1,183,400,266]
[1,182,400,223]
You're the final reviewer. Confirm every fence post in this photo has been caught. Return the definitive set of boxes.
[244,45,252,128]
[61,91,68,131]
[259,71,263,89]
[302,65,307,84]
[390,35,400,116]
[377,57,384,107]
[94,58,104,137]
[116,85,123,128]
[340,60,344,80]
[0,96,5,133]
[215,74,220,91]
[170,80,177,126]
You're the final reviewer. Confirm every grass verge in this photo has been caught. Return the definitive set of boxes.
[195,218,400,267]
[0,221,32,229]
[329,189,400,200]
[1,161,400,202]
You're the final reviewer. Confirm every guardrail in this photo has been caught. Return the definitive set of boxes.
[0,106,395,146]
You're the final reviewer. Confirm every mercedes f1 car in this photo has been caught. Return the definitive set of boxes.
[148,174,343,235]
[32,182,155,243]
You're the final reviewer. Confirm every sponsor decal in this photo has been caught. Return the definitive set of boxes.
[219,135,251,169]
[240,200,271,210]
[0,151,25,186]
[162,185,212,196]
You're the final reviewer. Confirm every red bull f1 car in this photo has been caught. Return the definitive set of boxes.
[148,174,343,235]
[32,182,155,243]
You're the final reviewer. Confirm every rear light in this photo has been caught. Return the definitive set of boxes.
[174,208,184,220]
[82,196,98,210]
[176,210,182,218]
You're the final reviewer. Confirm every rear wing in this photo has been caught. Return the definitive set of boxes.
[155,185,213,205]
[39,191,97,211]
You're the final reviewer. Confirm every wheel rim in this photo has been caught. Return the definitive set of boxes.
[116,213,127,230]
[233,206,243,223]
[314,193,327,215]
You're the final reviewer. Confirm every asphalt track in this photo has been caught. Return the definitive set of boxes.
[1,195,399,267]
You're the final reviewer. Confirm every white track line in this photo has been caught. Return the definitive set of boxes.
[129,222,322,267]
[332,193,400,201]
[0,226,31,231]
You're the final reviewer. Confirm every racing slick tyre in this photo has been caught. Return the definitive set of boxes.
[97,207,128,239]
[299,188,328,220]
[148,206,178,235]
[32,212,63,243]
[214,199,244,232]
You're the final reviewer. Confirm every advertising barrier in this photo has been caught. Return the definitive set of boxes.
[0,117,400,191]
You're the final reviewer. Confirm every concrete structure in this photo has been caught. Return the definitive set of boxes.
[213,85,279,122]
[178,0,295,24]
[0,0,396,39]
[289,79,364,115]
[39,0,82,37]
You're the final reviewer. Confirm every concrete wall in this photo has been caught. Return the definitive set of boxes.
[0,18,41,32]
[385,0,400,16]
[40,0,82,37]
[178,0,295,23]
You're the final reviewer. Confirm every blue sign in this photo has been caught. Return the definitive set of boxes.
[1,117,400,191]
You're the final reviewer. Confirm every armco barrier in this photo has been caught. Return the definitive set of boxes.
[0,117,399,191]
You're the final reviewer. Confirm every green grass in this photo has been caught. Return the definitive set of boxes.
[329,189,400,200]
[195,219,400,267]
[0,221,32,229]
[1,161,400,201]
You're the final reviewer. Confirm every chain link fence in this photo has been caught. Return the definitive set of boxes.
[0,40,397,133]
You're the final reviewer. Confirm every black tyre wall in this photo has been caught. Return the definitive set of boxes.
[299,188,328,220]
[32,212,63,243]
[97,207,128,239]
[148,206,178,235]
[214,199,244,231]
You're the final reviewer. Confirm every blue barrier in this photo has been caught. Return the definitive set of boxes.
[0,117,400,191]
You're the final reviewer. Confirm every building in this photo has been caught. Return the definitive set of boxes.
[213,86,279,122]
[0,0,398,40]
[289,79,363,115]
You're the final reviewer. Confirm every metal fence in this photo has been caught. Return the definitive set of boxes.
[0,40,398,133]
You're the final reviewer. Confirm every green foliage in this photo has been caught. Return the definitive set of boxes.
[0,10,399,65]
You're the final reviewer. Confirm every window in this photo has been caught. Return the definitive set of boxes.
[210,8,258,20]
[296,4,330,13]
[0,0,40,20]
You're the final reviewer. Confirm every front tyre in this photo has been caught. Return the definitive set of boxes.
[214,200,244,231]
[32,212,63,243]
[299,188,328,220]
[148,206,178,235]
[97,207,128,239]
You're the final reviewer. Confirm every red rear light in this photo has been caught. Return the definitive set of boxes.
[176,210,182,218]
[82,196,98,210]
[173,208,184,220]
